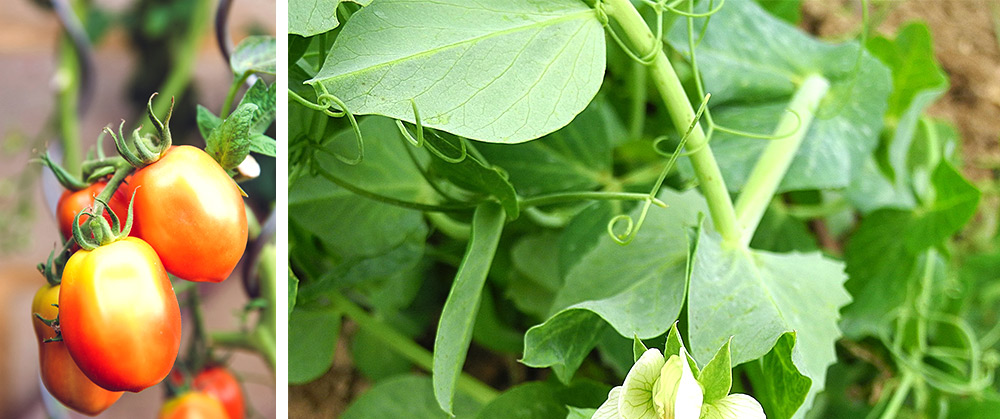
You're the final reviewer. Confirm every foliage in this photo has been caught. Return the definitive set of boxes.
[289,0,1000,418]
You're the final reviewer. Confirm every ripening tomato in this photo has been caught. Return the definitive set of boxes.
[32,284,122,416]
[192,367,245,419]
[124,145,248,282]
[56,181,130,239]
[159,392,229,419]
[59,237,182,392]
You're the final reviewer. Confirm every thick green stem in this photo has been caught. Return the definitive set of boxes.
[331,293,499,405]
[604,0,740,244]
[733,74,830,247]
[57,34,82,177]
[141,0,213,134]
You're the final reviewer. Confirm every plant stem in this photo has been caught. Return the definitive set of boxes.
[520,191,666,208]
[141,0,213,135]
[733,74,829,247]
[604,0,740,244]
[221,72,251,118]
[629,59,648,140]
[879,371,914,419]
[56,33,82,177]
[331,292,499,405]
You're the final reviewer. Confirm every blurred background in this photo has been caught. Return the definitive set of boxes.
[0,0,275,417]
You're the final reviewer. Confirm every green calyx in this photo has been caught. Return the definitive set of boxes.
[71,168,137,250]
[107,93,174,168]
[39,152,88,191]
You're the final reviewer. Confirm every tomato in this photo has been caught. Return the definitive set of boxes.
[56,181,130,239]
[192,367,245,419]
[59,237,182,392]
[125,145,248,282]
[32,284,122,416]
[159,392,229,419]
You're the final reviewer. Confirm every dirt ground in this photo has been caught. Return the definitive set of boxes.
[290,1,1000,417]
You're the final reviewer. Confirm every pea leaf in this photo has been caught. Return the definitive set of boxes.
[846,22,949,213]
[841,161,980,338]
[423,133,519,219]
[745,333,812,419]
[309,0,606,143]
[475,96,625,197]
[341,375,482,419]
[523,189,706,383]
[687,229,850,419]
[288,0,372,37]
[669,0,891,193]
[433,203,506,415]
[288,307,340,384]
[231,35,276,77]
[474,382,567,419]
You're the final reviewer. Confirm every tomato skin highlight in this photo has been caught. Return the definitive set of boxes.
[126,145,248,282]
[32,284,123,416]
[159,392,229,419]
[192,367,245,419]
[56,181,130,240]
[59,237,182,392]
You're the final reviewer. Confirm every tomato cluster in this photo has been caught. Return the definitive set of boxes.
[36,138,249,415]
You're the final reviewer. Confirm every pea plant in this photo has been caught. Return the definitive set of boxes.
[288,0,1000,417]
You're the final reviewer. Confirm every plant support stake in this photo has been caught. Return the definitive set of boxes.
[734,74,830,247]
[604,0,740,244]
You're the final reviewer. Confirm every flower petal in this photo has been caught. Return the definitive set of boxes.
[593,387,623,419]
[619,348,664,419]
[673,347,703,419]
[700,393,765,419]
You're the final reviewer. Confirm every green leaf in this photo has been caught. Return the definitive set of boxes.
[433,203,506,415]
[746,333,811,419]
[522,309,608,383]
[288,307,341,384]
[507,232,563,318]
[948,392,1000,418]
[755,0,801,24]
[238,79,277,135]
[847,23,949,213]
[309,0,606,143]
[205,102,257,170]
[342,375,482,419]
[566,407,597,419]
[231,35,276,77]
[475,96,625,197]
[523,189,706,383]
[288,0,372,37]
[289,272,299,315]
[748,204,819,253]
[687,230,850,417]
[474,382,567,419]
[196,105,222,141]
[698,338,732,404]
[842,161,980,338]
[351,327,413,382]
[250,134,277,157]
[424,133,519,219]
[669,0,891,192]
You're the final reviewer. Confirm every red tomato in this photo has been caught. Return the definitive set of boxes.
[192,367,245,419]
[159,392,229,419]
[32,284,123,416]
[59,237,182,392]
[125,145,248,282]
[56,181,130,239]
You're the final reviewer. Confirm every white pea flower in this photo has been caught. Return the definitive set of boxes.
[592,346,765,419]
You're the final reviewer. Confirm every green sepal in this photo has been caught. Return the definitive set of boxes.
[698,337,733,404]
[146,93,173,154]
[34,312,58,328]
[42,335,64,344]
[633,334,648,363]
[205,102,258,171]
[40,152,88,191]
[108,120,145,168]
[85,166,114,183]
